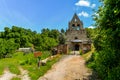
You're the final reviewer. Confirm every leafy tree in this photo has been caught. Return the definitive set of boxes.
[61,28,65,34]
[90,0,120,79]
[0,39,18,58]
[0,26,64,58]
[4,27,10,35]
[59,33,65,44]
[0,39,6,58]
[49,29,59,40]
[85,28,98,39]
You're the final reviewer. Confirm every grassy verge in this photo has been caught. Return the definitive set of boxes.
[0,65,4,75]
[82,44,95,60]
[0,51,51,75]
[0,58,20,75]
[0,51,62,80]
[9,64,20,75]
[82,44,97,70]
[23,54,62,80]
[11,77,21,80]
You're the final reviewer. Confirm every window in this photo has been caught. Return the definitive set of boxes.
[75,37,78,39]
[77,24,80,26]
[72,24,75,27]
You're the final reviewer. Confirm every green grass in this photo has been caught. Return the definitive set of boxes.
[40,51,51,59]
[0,58,20,75]
[23,54,61,80]
[11,77,21,80]
[9,64,20,75]
[82,44,97,70]
[0,51,61,80]
[0,65,4,75]
[82,44,95,60]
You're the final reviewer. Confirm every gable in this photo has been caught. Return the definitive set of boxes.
[71,13,81,22]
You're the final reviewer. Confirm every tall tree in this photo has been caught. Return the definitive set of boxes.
[61,28,65,34]
[92,0,120,79]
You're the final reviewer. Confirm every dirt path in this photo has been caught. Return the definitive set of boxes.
[19,67,31,80]
[39,55,92,80]
[0,67,30,80]
[0,68,16,80]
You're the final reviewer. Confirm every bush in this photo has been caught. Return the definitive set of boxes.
[86,52,97,70]
[79,49,82,55]
[107,66,120,80]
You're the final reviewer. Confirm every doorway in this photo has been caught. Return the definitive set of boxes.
[74,44,79,51]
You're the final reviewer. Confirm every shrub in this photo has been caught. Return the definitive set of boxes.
[79,49,82,55]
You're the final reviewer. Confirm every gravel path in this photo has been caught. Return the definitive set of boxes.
[38,55,91,80]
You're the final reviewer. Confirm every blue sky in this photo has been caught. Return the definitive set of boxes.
[0,0,100,32]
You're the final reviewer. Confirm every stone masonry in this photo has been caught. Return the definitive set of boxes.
[65,13,91,53]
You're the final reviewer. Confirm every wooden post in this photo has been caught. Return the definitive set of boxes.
[34,51,42,69]
[37,57,41,69]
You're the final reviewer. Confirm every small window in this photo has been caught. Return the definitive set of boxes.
[72,24,75,27]
[75,18,77,22]
[75,37,78,39]
[77,24,80,26]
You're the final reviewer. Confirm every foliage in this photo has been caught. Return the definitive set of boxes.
[0,58,20,75]
[88,0,120,80]
[82,44,95,60]
[0,26,63,58]
[79,49,82,55]
[58,33,65,44]
[11,77,21,80]
[0,39,18,58]
[60,28,65,34]
[85,28,97,40]
[9,64,20,75]
[34,28,60,51]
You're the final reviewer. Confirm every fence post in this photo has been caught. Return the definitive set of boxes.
[37,57,41,69]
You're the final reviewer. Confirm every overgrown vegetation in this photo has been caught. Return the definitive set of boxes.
[82,44,95,61]
[87,0,120,80]
[0,52,61,80]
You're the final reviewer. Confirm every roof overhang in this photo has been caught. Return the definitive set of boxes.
[71,40,82,42]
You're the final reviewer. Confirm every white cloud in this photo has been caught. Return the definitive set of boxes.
[88,26,95,29]
[91,4,96,8]
[75,0,96,8]
[75,0,90,7]
[78,11,89,17]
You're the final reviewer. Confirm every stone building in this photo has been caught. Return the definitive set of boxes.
[65,13,91,53]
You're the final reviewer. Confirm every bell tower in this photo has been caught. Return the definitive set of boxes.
[65,13,92,53]
[69,13,83,31]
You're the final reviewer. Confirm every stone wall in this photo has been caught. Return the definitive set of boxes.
[65,13,91,53]
[66,29,88,42]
